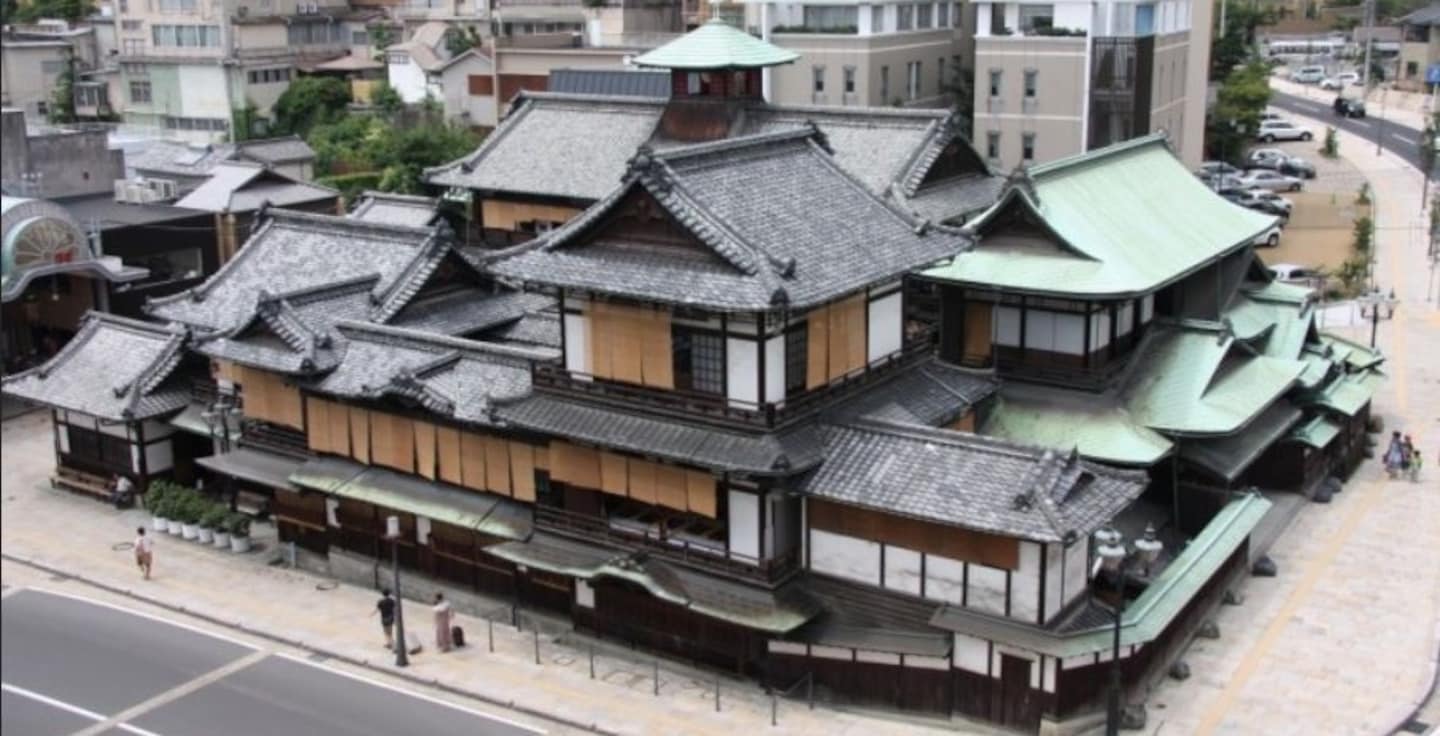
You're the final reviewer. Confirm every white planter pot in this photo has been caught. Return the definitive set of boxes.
[197,527,214,544]
[152,516,169,532]
[166,519,183,535]
[181,523,199,540]
[213,531,231,548]
[229,535,251,554]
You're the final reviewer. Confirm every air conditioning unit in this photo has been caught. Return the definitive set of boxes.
[114,177,179,204]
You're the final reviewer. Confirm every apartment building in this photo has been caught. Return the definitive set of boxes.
[971,0,1208,169]
[1397,3,1440,92]
[1,22,106,120]
[741,0,973,108]
[111,0,376,141]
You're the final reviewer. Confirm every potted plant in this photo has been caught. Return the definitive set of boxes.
[227,513,252,553]
[144,481,171,532]
[198,504,226,545]
[163,493,185,536]
[212,511,232,549]
[179,491,203,540]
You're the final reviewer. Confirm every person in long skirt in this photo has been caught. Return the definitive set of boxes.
[432,593,453,653]
[1383,431,1404,478]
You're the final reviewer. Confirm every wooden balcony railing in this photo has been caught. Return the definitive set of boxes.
[535,505,800,587]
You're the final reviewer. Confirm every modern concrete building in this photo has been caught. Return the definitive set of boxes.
[1,108,125,199]
[970,0,1208,169]
[1,21,106,120]
[738,0,973,109]
[1397,3,1440,92]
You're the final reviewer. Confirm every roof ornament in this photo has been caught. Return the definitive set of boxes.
[300,357,316,372]
[433,218,456,245]
[771,454,791,472]
[804,119,833,154]
[1012,492,1033,511]
[1218,317,1234,344]
[913,219,931,236]
[255,290,278,316]
[772,256,796,279]
[188,287,205,303]
[769,286,790,306]
[1004,165,1039,205]
[459,160,474,174]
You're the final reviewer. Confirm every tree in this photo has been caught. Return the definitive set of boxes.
[230,100,260,142]
[304,113,482,193]
[371,82,403,117]
[270,76,352,137]
[944,57,974,138]
[13,0,95,23]
[443,26,482,57]
[1209,4,1275,80]
[47,50,77,124]
[1205,60,1271,163]
[1420,110,1439,205]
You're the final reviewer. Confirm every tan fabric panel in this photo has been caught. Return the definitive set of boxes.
[371,413,416,473]
[609,304,645,384]
[962,302,993,364]
[843,295,867,373]
[326,399,350,456]
[459,431,488,491]
[808,498,1020,570]
[436,426,462,486]
[348,407,370,465]
[533,444,549,472]
[551,441,601,490]
[213,359,239,384]
[305,397,331,453]
[626,458,657,504]
[685,470,716,518]
[641,309,674,388]
[827,299,848,381]
[948,410,976,433]
[655,464,688,512]
[274,379,304,430]
[599,451,629,497]
[509,442,536,502]
[806,306,829,389]
[482,436,512,496]
[413,421,437,480]
[588,304,612,380]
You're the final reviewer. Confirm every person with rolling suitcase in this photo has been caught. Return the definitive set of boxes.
[451,623,465,648]
[433,593,454,652]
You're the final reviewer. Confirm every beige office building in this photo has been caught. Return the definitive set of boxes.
[971,0,1208,169]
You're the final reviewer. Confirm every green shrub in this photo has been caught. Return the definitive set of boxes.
[317,171,383,200]
[1320,127,1338,159]
[200,505,229,530]
[143,480,172,513]
[227,513,252,538]
[1356,182,1371,205]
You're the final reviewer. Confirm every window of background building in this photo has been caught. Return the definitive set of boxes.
[907,60,921,99]
[673,329,724,395]
[785,325,808,397]
[954,1,962,25]
[917,2,933,28]
[813,65,825,93]
[938,56,946,92]
[989,68,1002,96]
[990,3,1007,34]
[129,80,152,103]
[1018,3,1053,32]
[844,66,856,94]
[41,60,66,75]
[1022,132,1036,161]
[870,4,886,31]
[938,1,950,26]
[122,19,142,30]
[987,131,1001,159]
[352,30,369,45]
[803,6,858,31]
[897,4,914,29]
[1135,2,1154,34]
[1023,68,1036,97]
[881,65,890,101]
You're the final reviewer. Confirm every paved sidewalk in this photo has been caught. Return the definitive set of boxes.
[1140,118,1440,735]
[1271,77,1432,132]
[0,410,985,736]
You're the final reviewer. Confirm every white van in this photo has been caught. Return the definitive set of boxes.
[1289,65,1326,84]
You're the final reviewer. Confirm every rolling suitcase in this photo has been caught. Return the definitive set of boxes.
[451,625,465,648]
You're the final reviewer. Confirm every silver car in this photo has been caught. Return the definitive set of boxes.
[1256,120,1313,143]
[1238,170,1303,192]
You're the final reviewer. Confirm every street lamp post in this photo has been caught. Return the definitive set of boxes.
[1357,287,1398,349]
[200,391,241,453]
[1095,525,1165,736]
[386,515,409,667]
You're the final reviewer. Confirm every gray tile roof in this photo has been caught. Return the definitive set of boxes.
[794,574,951,657]
[234,136,317,165]
[148,209,445,333]
[195,276,376,373]
[1,312,191,421]
[829,357,998,427]
[347,191,440,228]
[491,129,971,311]
[481,310,561,349]
[173,162,335,213]
[495,392,826,475]
[311,322,557,426]
[423,92,1001,210]
[797,420,1148,542]
[895,174,1005,225]
[388,289,552,336]
[127,140,236,178]
[547,69,670,98]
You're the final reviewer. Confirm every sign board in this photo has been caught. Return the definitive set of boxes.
[1427,63,1440,85]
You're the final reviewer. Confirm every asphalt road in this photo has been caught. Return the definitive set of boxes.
[1,588,542,736]
[1268,89,1426,171]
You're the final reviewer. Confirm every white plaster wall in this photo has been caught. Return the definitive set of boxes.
[389,58,429,104]
[924,553,965,604]
[764,335,785,405]
[883,544,922,596]
[58,426,71,454]
[575,579,595,608]
[1062,539,1089,611]
[975,3,992,36]
[1025,310,1055,351]
[1116,302,1135,337]
[866,292,902,363]
[145,438,174,473]
[176,65,229,118]
[996,305,1021,346]
[1053,3,1092,31]
[728,489,760,561]
[726,337,759,408]
[142,420,176,439]
[1053,312,1085,355]
[98,420,130,439]
[1090,311,1111,350]
[954,633,989,674]
[563,313,589,378]
[1011,541,1042,623]
[968,562,1008,616]
[1044,542,1065,624]
[809,528,881,586]
[1141,293,1155,322]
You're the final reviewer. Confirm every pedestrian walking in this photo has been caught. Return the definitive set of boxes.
[111,474,134,509]
[1383,431,1404,478]
[432,593,453,653]
[373,589,396,650]
[1402,435,1420,482]
[133,527,153,580]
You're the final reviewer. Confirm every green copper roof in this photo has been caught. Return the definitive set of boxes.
[982,388,1172,465]
[632,18,799,70]
[929,493,1271,658]
[1289,415,1342,449]
[924,135,1277,297]
[1309,371,1379,416]
[1297,351,1334,390]
[1180,402,1303,482]
[1319,333,1385,371]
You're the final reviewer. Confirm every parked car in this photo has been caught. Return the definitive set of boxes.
[1289,66,1326,84]
[1221,187,1292,219]
[1260,111,1285,122]
[1333,96,1366,118]
[1270,263,1321,284]
[1204,174,1246,192]
[1320,72,1359,89]
[1197,161,1243,179]
[1238,169,1304,192]
[1247,189,1294,215]
[1247,148,1317,179]
[1256,120,1313,142]
[1254,222,1284,248]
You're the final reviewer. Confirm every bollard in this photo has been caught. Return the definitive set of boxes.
[771,692,777,726]
[714,676,720,712]
[652,660,659,696]
[487,618,494,653]
[589,642,596,679]
[533,628,540,665]
[807,675,814,710]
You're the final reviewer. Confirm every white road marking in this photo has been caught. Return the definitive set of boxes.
[1350,120,1372,128]
[274,652,548,735]
[2,682,106,721]
[1390,132,1417,145]
[14,587,261,651]
[70,651,270,736]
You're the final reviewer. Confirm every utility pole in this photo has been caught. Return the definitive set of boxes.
[1360,0,1374,89]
